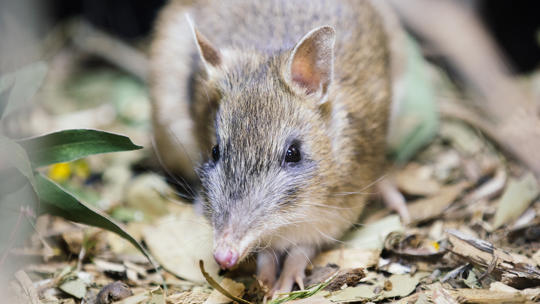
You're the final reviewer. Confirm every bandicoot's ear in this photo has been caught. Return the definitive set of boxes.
[285,26,335,103]
[186,14,221,69]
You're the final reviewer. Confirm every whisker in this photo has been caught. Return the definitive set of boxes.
[151,134,197,199]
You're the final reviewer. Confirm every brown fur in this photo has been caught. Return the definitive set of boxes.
[150,0,391,287]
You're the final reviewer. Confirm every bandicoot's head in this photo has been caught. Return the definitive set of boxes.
[191,23,338,269]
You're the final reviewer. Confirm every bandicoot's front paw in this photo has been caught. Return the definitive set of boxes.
[270,267,306,298]
[257,249,279,293]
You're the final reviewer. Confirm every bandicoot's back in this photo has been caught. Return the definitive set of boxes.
[150,0,389,183]
[150,0,390,294]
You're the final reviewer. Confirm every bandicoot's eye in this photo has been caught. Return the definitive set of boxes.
[285,143,301,163]
[212,145,220,162]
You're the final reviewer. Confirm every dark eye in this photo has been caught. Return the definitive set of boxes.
[285,144,301,163]
[212,145,220,162]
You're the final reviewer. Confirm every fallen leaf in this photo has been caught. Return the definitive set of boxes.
[489,282,519,293]
[326,272,426,302]
[143,207,219,283]
[378,259,412,274]
[204,278,245,304]
[60,279,87,299]
[313,248,380,269]
[112,287,165,304]
[324,268,365,291]
[94,259,126,274]
[439,121,483,155]
[465,169,506,202]
[380,273,426,298]
[342,215,404,249]
[124,173,172,222]
[167,289,211,304]
[395,163,440,196]
[408,182,467,223]
[62,230,84,254]
[493,173,539,229]
[430,285,459,304]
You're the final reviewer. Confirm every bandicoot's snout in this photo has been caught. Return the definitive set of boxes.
[213,228,242,269]
[213,247,239,269]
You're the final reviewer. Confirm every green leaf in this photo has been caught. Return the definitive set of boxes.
[0,61,48,120]
[18,129,143,168]
[387,35,438,162]
[35,173,155,264]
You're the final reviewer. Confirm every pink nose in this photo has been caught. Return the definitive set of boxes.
[214,249,239,269]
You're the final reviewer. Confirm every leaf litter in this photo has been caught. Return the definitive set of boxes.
[4,22,540,304]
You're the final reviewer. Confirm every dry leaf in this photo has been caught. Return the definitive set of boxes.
[439,121,484,155]
[203,278,245,304]
[94,259,126,274]
[143,207,219,283]
[125,173,173,221]
[326,272,427,302]
[430,286,459,304]
[59,279,87,299]
[167,289,211,304]
[408,182,467,223]
[313,248,380,269]
[112,287,165,304]
[395,163,440,196]
[342,215,404,249]
[493,173,539,229]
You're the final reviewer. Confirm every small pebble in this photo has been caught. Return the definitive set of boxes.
[96,281,133,304]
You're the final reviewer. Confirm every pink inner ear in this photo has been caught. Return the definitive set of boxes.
[195,29,221,67]
[291,56,321,94]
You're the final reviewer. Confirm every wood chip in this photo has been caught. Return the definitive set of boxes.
[446,229,540,288]
[447,289,529,303]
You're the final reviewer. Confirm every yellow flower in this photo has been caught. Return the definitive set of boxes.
[73,159,90,179]
[48,163,71,182]
[431,241,440,252]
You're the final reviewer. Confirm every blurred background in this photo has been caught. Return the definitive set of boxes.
[2,0,540,74]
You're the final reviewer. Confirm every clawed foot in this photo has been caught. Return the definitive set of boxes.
[271,265,306,296]
[378,178,410,223]
[257,249,278,291]
[257,246,315,300]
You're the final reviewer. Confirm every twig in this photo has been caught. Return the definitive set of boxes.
[446,229,540,288]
